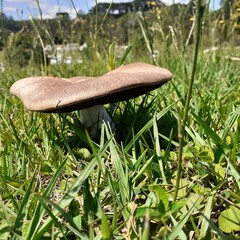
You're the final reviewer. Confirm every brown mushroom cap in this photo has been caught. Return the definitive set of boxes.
[10,62,173,113]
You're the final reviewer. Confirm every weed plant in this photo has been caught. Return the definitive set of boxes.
[0,0,240,239]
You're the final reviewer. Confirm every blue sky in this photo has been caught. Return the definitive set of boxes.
[3,0,221,20]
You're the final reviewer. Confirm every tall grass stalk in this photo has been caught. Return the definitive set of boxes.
[137,13,156,64]
[174,0,205,200]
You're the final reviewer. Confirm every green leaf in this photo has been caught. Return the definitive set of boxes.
[132,156,153,183]
[149,185,169,211]
[95,51,106,70]
[83,180,97,222]
[120,45,132,65]
[36,196,86,238]
[229,163,240,190]
[200,212,231,240]
[168,203,195,240]
[141,208,150,240]
[13,170,36,238]
[214,163,225,181]
[24,158,67,240]
[171,178,190,198]
[133,206,159,218]
[199,195,214,238]
[33,158,98,240]
[107,41,116,71]
[219,204,240,233]
[0,223,10,240]
[124,102,175,153]
[192,112,231,163]
[192,113,230,150]
[170,215,187,240]
[198,146,215,163]
[105,124,130,207]
[221,106,240,140]
[101,210,112,240]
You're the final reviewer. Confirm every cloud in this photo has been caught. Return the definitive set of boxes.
[23,0,78,19]
[3,0,78,19]
[4,6,18,12]
[38,2,77,19]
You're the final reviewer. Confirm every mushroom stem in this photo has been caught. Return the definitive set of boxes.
[79,105,115,136]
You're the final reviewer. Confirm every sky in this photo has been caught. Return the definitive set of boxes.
[2,0,221,20]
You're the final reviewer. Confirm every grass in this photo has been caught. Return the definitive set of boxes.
[1,1,240,239]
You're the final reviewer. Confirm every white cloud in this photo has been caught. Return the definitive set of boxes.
[4,6,18,12]
[3,0,78,19]
[43,5,77,19]
[22,1,77,19]
[88,0,133,8]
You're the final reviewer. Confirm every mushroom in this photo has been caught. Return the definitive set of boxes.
[10,62,173,135]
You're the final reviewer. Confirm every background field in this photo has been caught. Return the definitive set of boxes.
[0,0,240,239]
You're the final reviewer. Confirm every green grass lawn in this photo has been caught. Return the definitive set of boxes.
[1,2,240,240]
[1,51,240,239]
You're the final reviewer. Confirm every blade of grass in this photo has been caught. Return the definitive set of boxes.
[220,106,240,140]
[33,158,97,240]
[25,158,67,240]
[100,209,112,239]
[168,203,196,240]
[105,124,130,204]
[174,0,205,200]
[153,114,167,184]
[169,215,188,240]
[125,102,175,152]
[12,170,36,239]
[33,138,111,239]
[192,112,230,149]
[36,196,87,239]
[199,195,214,239]
[229,162,240,190]
[132,156,153,183]
[35,197,68,240]
[120,45,132,65]
[160,128,174,185]
[199,212,232,240]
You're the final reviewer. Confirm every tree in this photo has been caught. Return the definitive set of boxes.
[133,0,146,10]
[133,0,165,11]
[231,0,240,31]
[77,9,86,16]
[221,0,232,20]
